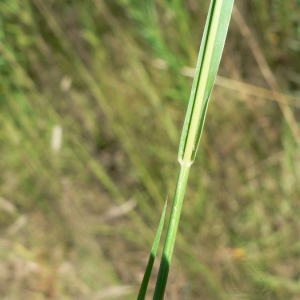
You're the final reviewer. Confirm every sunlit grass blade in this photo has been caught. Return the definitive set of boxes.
[137,200,167,300]
[152,0,235,299]
[179,0,235,165]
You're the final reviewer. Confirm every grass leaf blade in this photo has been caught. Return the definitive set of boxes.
[152,1,235,298]
[137,200,168,300]
[178,0,235,165]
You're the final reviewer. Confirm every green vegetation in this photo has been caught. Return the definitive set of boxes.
[0,0,299,299]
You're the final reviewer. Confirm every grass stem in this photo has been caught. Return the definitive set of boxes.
[152,0,234,298]
[153,163,191,299]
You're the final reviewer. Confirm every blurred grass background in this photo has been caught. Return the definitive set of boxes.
[0,0,300,299]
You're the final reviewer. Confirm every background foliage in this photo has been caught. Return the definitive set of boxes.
[1,0,299,299]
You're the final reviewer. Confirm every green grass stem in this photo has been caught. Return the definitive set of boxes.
[152,0,234,298]
[152,163,190,299]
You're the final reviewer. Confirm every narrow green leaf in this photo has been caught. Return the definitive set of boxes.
[137,200,168,300]
[152,1,235,299]
[178,0,234,166]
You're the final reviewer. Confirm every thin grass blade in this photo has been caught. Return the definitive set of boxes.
[178,0,235,166]
[153,1,234,299]
[137,200,168,300]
